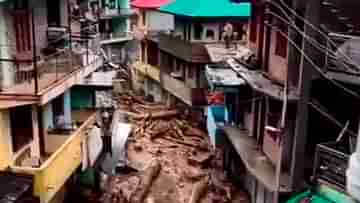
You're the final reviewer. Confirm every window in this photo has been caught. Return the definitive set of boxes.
[275,22,288,58]
[142,12,146,27]
[205,29,215,40]
[13,0,32,55]
[194,23,203,40]
[188,66,193,79]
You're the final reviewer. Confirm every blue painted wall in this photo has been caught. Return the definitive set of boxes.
[42,102,54,130]
[63,90,72,127]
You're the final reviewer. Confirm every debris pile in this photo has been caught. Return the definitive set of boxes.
[101,93,249,203]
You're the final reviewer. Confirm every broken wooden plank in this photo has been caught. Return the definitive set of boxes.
[129,160,161,203]
[189,176,209,203]
[132,110,179,120]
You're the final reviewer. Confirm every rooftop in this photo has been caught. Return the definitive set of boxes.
[206,64,245,91]
[131,0,172,9]
[205,43,250,63]
[227,59,299,101]
[159,0,251,18]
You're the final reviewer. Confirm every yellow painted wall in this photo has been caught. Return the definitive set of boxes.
[0,110,13,170]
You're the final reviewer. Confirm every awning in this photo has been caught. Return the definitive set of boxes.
[206,64,245,92]
[160,0,251,18]
[205,44,253,63]
[227,59,299,101]
[131,0,172,9]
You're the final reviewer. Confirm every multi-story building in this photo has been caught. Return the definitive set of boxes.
[205,0,360,202]
[98,0,135,64]
[132,0,251,116]
[131,0,174,103]
[0,0,104,202]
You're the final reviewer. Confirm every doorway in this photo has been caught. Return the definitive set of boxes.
[10,105,33,152]
[47,0,61,27]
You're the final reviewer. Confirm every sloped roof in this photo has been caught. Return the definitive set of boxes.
[131,0,172,9]
[159,0,251,18]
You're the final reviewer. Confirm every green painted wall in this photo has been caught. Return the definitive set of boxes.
[119,0,129,9]
[71,86,95,110]
[112,18,127,33]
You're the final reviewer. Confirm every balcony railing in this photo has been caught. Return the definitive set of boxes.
[10,110,96,203]
[325,32,360,75]
[158,33,211,63]
[100,31,133,44]
[0,32,102,97]
[100,7,135,19]
[162,73,206,106]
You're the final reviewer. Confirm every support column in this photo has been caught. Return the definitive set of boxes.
[290,0,321,190]
[42,102,54,130]
[63,91,72,128]
[31,105,41,160]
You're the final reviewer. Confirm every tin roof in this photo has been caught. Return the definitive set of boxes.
[131,0,172,9]
[159,0,251,18]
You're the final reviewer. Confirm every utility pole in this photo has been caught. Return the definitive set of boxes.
[290,0,322,190]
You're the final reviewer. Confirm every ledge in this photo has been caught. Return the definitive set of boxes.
[222,125,292,193]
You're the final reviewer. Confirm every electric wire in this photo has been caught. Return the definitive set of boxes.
[267,0,360,68]
[265,23,360,100]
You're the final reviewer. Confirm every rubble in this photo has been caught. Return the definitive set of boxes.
[100,92,250,203]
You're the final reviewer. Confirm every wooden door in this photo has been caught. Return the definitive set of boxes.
[13,0,33,61]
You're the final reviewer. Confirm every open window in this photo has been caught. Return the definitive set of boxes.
[193,23,204,40]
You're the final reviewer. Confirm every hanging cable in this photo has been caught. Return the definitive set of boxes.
[265,10,356,72]
[267,0,360,69]
[308,101,357,137]
[265,23,360,100]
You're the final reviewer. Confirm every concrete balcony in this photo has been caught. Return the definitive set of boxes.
[133,61,160,82]
[162,73,206,106]
[100,8,135,19]
[0,49,103,107]
[100,32,133,45]
[10,110,96,203]
[158,33,210,63]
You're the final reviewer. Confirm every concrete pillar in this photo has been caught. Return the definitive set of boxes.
[42,102,54,130]
[63,91,72,128]
[0,110,13,169]
[0,5,15,88]
[31,105,41,160]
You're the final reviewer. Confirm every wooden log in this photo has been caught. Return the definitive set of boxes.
[161,136,209,151]
[189,176,209,203]
[133,110,179,120]
[129,160,161,203]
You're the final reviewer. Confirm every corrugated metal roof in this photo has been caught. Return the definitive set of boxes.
[159,0,251,18]
[131,0,172,9]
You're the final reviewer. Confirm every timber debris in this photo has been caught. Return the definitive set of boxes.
[101,92,249,203]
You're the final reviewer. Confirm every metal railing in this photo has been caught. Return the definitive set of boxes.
[325,32,360,75]
[100,31,132,41]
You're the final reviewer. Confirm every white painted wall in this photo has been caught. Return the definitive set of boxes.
[146,10,174,31]
[0,4,15,87]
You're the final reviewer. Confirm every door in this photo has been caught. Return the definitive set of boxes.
[10,105,33,152]
[52,95,64,127]
[13,0,32,61]
[47,0,61,27]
